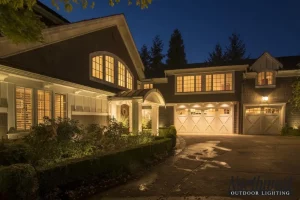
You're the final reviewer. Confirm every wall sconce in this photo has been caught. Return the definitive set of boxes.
[262,96,268,102]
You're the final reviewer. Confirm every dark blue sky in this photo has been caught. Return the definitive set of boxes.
[41,0,300,63]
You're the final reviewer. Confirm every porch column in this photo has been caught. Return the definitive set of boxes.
[132,99,143,134]
[110,101,117,120]
[129,102,132,133]
[151,104,159,136]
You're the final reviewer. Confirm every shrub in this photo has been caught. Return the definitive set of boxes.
[0,164,38,200]
[37,138,172,194]
[159,125,177,148]
[0,142,30,166]
[281,124,300,136]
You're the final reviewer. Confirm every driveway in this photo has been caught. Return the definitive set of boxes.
[87,135,300,200]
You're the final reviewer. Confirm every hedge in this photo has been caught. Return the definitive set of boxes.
[37,138,172,194]
[0,164,38,200]
[0,143,29,166]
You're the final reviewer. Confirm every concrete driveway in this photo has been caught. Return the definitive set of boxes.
[87,135,300,200]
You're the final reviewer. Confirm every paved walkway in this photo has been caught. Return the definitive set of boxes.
[87,135,300,200]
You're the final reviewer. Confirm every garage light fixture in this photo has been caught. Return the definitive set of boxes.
[262,96,268,101]
[193,104,200,108]
[206,104,214,108]
[178,105,186,108]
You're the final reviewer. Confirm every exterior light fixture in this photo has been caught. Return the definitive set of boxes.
[262,96,268,101]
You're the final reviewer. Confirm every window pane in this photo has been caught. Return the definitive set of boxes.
[266,72,273,85]
[195,75,201,92]
[213,74,225,91]
[126,71,133,89]
[105,56,114,83]
[225,73,232,90]
[55,94,67,119]
[37,90,52,124]
[257,72,264,85]
[205,75,212,91]
[176,76,183,92]
[92,56,103,79]
[16,87,32,131]
[118,62,126,87]
[183,76,195,92]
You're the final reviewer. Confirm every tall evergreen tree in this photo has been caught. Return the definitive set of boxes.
[207,43,224,65]
[224,33,247,62]
[139,44,152,78]
[149,35,165,77]
[166,29,187,69]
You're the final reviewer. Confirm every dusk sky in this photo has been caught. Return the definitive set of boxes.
[40,0,300,63]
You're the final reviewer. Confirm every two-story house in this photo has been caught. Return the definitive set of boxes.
[144,52,300,135]
[0,9,165,139]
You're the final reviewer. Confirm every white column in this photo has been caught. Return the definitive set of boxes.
[129,102,133,133]
[132,99,143,134]
[110,101,117,120]
[151,104,159,136]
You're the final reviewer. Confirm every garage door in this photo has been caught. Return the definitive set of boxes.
[244,106,281,135]
[175,106,233,134]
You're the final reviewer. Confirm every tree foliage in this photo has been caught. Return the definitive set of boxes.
[166,29,187,69]
[290,80,300,111]
[207,32,248,65]
[0,0,152,43]
[206,43,224,65]
[139,44,152,78]
[149,35,165,78]
[224,33,247,62]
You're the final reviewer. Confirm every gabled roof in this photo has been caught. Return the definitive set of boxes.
[250,52,283,72]
[0,14,145,80]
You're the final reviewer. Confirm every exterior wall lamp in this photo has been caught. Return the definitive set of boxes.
[262,96,269,102]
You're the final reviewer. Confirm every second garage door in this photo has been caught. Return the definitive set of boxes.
[175,106,233,134]
[243,106,282,135]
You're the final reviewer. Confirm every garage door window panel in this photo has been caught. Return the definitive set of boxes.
[177,109,188,116]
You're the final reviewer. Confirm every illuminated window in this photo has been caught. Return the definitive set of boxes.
[37,90,52,124]
[105,56,114,83]
[225,73,232,90]
[257,72,274,85]
[176,76,183,92]
[195,75,201,92]
[183,76,195,92]
[55,94,67,119]
[16,87,32,131]
[92,56,103,79]
[118,62,125,87]
[127,71,133,89]
[246,107,261,114]
[213,74,225,91]
[144,83,153,89]
[206,75,212,91]
[264,107,279,114]
[219,108,230,114]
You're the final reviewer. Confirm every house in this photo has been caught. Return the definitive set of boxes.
[0,3,300,139]
[0,5,165,139]
[144,52,300,135]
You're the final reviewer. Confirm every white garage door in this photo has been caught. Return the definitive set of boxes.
[175,106,233,134]
[244,106,281,135]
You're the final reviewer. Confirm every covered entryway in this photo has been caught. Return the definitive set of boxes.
[109,89,165,135]
[175,102,234,134]
[243,104,285,135]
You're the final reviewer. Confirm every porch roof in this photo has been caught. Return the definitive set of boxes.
[110,89,165,105]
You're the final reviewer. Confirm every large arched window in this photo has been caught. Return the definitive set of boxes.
[90,52,134,90]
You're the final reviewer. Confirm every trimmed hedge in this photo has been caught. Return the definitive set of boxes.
[0,164,38,200]
[159,125,177,148]
[37,138,172,194]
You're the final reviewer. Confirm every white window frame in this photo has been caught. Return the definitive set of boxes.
[15,86,33,131]
[175,72,234,95]
[37,90,52,124]
[256,71,276,88]
[143,83,153,89]
[54,93,67,119]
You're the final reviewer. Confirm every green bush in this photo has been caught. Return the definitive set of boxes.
[0,164,38,200]
[0,142,29,166]
[159,125,177,148]
[37,138,172,194]
[281,124,300,136]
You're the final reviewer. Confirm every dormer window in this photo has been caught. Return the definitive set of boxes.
[257,71,275,86]
[143,83,153,89]
[90,52,134,90]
